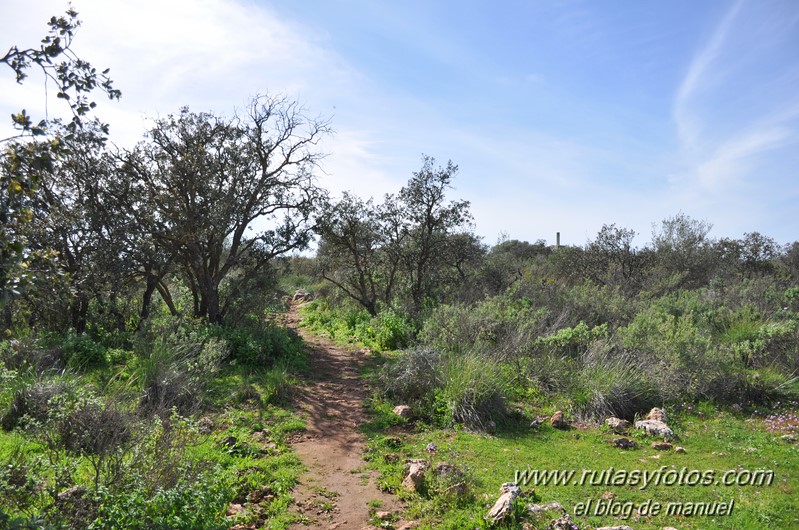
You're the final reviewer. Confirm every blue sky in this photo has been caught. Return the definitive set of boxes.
[2,0,798,246]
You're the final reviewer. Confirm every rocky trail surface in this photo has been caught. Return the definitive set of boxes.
[283,305,411,530]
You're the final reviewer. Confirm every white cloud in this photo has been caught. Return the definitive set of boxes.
[673,0,744,148]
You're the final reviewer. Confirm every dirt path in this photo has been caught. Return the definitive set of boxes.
[284,306,409,530]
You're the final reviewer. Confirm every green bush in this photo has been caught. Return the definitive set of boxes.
[91,471,232,530]
[62,333,108,371]
[572,343,659,421]
[438,352,509,431]
[301,300,413,351]
[379,347,442,417]
[535,321,609,357]
[369,309,413,350]
[211,322,303,368]
[133,318,228,415]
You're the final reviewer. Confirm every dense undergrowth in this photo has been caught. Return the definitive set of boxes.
[302,276,799,433]
[0,312,308,529]
[299,249,799,529]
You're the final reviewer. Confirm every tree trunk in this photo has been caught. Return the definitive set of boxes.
[140,275,158,320]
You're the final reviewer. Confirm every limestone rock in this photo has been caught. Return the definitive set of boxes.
[526,501,566,515]
[393,405,413,419]
[374,511,392,521]
[433,462,463,479]
[675,446,686,453]
[612,437,638,449]
[651,442,673,450]
[443,481,468,498]
[646,407,667,423]
[197,416,214,434]
[549,514,578,530]
[292,289,314,303]
[635,419,674,438]
[605,417,631,432]
[485,482,522,524]
[550,410,568,429]
[402,459,428,492]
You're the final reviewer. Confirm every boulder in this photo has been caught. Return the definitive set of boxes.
[402,459,428,492]
[550,410,568,429]
[291,289,314,303]
[612,437,638,449]
[651,442,673,451]
[675,446,687,453]
[485,482,522,524]
[393,405,413,419]
[635,419,674,438]
[646,407,667,423]
[605,417,631,432]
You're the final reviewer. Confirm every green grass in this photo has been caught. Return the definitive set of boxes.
[362,406,799,529]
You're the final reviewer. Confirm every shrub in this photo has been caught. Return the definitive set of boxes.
[535,322,609,357]
[1,380,72,431]
[133,318,228,416]
[438,352,509,431]
[572,342,659,421]
[369,309,413,351]
[62,332,108,371]
[91,470,232,530]
[209,321,303,368]
[59,400,134,456]
[379,347,442,416]
[420,298,546,360]
[0,338,63,374]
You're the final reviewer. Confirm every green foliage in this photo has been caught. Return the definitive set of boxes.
[378,347,442,417]
[1,7,120,308]
[131,317,228,415]
[438,352,509,430]
[91,471,232,530]
[535,321,609,356]
[301,300,413,351]
[62,332,108,371]
[377,346,510,431]
[208,320,303,368]
[571,343,659,421]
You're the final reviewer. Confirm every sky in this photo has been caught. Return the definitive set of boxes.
[2,0,798,247]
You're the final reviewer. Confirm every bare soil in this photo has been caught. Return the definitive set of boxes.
[284,306,409,530]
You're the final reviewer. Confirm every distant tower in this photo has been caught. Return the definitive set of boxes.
[556,232,561,248]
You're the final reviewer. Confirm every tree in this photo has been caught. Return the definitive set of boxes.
[1,7,120,307]
[21,122,114,332]
[316,155,478,317]
[738,232,779,278]
[397,156,473,315]
[316,193,383,315]
[650,212,715,289]
[480,239,549,296]
[126,96,329,323]
[582,224,646,293]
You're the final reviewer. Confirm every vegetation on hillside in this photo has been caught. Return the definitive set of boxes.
[2,7,797,530]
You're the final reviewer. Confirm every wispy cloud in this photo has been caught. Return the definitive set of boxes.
[671,0,799,204]
[673,0,745,147]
